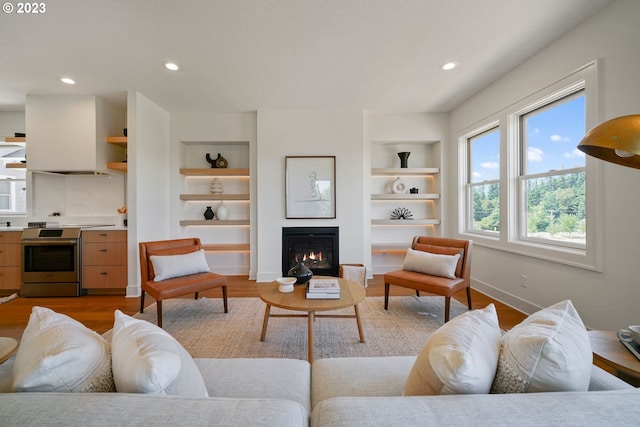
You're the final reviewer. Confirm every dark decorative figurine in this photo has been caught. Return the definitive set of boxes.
[206,153,229,168]
[397,152,410,168]
[390,207,413,220]
[204,206,215,220]
[287,262,313,284]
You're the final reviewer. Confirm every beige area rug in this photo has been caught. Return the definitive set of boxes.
[130,296,468,360]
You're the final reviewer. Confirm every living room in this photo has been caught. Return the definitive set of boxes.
[0,0,638,333]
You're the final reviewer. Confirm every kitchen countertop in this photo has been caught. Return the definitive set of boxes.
[1,225,127,232]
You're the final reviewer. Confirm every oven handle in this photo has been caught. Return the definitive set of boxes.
[22,240,79,245]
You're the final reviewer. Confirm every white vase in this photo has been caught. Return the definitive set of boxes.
[216,201,229,220]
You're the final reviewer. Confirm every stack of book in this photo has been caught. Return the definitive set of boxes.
[305,278,341,299]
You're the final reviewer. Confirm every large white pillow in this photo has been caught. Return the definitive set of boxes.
[12,306,114,392]
[150,249,210,281]
[403,304,502,395]
[111,310,208,397]
[402,248,460,279]
[491,300,592,393]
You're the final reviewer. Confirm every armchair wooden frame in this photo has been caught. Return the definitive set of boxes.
[384,236,472,323]
[139,238,228,328]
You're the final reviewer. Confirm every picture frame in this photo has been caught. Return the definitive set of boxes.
[285,156,336,219]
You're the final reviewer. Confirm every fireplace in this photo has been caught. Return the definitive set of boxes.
[282,227,339,277]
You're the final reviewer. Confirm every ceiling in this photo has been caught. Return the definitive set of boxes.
[0,0,613,114]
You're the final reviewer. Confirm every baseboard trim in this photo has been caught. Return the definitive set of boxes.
[471,278,541,316]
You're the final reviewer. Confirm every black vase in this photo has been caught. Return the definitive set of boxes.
[398,152,411,168]
[204,206,215,220]
[287,262,313,285]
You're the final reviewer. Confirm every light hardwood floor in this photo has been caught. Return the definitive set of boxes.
[0,275,527,341]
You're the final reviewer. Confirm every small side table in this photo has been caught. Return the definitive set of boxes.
[0,337,18,364]
[588,330,640,386]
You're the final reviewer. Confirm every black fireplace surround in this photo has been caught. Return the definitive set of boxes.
[282,227,339,277]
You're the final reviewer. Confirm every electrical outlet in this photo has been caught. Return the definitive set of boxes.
[521,274,528,288]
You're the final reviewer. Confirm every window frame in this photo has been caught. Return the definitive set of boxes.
[457,61,602,271]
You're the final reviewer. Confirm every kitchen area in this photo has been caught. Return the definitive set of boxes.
[1,95,129,297]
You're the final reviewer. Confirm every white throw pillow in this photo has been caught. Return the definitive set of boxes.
[12,306,114,392]
[403,304,502,395]
[491,300,592,393]
[402,248,460,279]
[150,249,210,281]
[111,310,208,397]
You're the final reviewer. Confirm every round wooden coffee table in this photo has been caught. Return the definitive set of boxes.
[0,337,18,364]
[589,330,640,386]
[259,276,366,363]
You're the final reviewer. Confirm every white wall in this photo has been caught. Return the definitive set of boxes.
[0,112,25,137]
[448,0,640,329]
[126,91,171,296]
[255,110,366,281]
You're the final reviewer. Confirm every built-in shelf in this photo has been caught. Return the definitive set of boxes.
[202,243,251,252]
[371,193,439,200]
[180,168,250,177]
[106,162,127,172]
[106,136,127,147]
[106,136,127,171]
[371,167,439,176]
[5,137,26,143]
[371,243,410,252]
[6,163,26,169]
[180,219,250,226]
[180,194,250,201]
[371,219,440,225]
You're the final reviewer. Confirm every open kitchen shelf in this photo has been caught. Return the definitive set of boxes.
[179,219,250,226]
[179,168,249,177]
[6,163,26,169]
[106,136,127,171]
[180,194,250,201]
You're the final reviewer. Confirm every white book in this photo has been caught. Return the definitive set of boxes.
[307,279,340,293]
[305,292,340,300]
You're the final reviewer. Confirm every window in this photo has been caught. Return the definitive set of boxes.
[0,141,27,214]
[458,62,600,270]
[466,126,500,235]
[518,93,586,248]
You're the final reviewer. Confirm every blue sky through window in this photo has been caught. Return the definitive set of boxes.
[471,95,585,181]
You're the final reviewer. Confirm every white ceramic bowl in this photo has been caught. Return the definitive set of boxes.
[276,277,296,293]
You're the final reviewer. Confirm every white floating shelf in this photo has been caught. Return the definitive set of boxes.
[371,193,439,200]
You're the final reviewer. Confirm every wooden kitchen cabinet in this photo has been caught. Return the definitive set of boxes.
[82,230,127,290]
[0,231,21,291]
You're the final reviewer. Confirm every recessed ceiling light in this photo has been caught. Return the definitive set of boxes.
[60,77,76,85]
[441,62,457,71]
[164,62,180,71]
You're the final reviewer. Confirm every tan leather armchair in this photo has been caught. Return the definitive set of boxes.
[383,236,472,322]
[139,238,228,327]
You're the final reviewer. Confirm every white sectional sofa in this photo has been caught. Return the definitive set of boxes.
[2,301,639,426]
[1,355,638,426]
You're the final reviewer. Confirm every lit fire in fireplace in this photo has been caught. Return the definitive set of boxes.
[294,250,330,269]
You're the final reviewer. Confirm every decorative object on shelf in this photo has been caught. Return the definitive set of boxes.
[391,177,408,194]
[205,153,229,168]
[203,206,215,220]
[216,201,229,220]
[410,187,419,194]
[390,207,413,220]
[123,128,127,137]
[210,177,223,194]
[398,152,411,168]
[287,262,313,285]
[577,115,640,169]
[285,156,336,219]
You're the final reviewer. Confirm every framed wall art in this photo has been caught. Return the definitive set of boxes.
[285,156,336,219]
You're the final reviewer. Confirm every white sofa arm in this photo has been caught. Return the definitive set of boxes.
[588,365,634,390]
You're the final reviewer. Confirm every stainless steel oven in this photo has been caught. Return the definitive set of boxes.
[21,227,84,297]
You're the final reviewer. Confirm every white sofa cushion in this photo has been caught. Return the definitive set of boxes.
[111,310,208,397]
[150,249,209,281]
[491,300,592,393]
[402,248,460,279]
[12,306,114,392]
[403,304,501,395]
